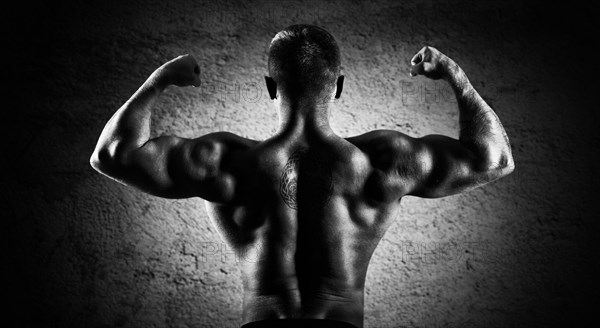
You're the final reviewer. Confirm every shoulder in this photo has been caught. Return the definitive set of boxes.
[346,129,414,148]
[184,132,258,159]
[180,132,259,201]
[195,131,259,148]
[167,132,259,187]
[345,130,426,171]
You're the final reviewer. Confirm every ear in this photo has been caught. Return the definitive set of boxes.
[335,75,344,99]
[265,76,277,100]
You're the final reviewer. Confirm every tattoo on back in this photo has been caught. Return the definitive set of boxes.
[279,149,333,210]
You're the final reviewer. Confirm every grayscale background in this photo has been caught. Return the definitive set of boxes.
[4,0,598,327]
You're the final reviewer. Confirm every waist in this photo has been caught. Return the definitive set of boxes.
[242,288,364,328]
[241,318,359,328]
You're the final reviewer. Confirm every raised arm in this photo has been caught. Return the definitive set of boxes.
[349,46,514,200]
[405,46,514,197]
[90,55,255,200]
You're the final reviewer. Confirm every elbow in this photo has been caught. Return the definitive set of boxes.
[90,148,112,174]
[499,160,515,179]
[89,151,101,172]
[492,152,515,178]
[504,156,515,175]
[90,145,128,175]
[500,148,515,175]
[476,151,514,180]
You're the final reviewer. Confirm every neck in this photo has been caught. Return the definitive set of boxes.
[276,96,334,138]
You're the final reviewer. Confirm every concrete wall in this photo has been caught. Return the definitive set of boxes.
[4,0,598,327]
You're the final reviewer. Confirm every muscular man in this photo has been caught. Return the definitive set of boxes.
[90,25,514,328]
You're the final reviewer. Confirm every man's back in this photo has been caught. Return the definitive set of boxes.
[90,25,514,328]
[207,130,403,326]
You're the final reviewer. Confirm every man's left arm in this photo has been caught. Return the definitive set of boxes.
[90,55,252,200]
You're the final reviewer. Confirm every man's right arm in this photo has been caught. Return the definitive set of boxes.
[405,46,514,198]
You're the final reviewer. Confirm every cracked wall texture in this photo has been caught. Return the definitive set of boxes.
[4,0,598,327]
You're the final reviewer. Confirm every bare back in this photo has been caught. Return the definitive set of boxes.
[91,40,513,328]
[205,132,406,327]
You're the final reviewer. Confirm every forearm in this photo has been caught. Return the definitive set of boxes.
[444,59,514,171]
[91,70,168,166]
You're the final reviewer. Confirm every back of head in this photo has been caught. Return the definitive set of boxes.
[268,25,341,100]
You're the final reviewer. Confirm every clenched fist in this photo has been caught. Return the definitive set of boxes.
[409,46,455,80]
[156,54,201,87]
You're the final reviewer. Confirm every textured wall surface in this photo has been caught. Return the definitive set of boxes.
[4,0,598,327]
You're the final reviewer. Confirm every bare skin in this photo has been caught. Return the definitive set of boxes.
[91,46,514,327]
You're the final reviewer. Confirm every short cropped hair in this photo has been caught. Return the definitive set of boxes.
[268,24,341,98]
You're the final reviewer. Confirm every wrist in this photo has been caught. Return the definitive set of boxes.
[440,56,458,81]
[150,67,171,91]
[443,59,471,92]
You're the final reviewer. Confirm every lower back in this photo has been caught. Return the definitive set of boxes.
[242,287,365,327]
[209,136,395,328]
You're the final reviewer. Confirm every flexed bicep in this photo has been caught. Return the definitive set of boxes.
[404,46,514,197]
[347,130,509,201]
[99,132,254,201]
[407,134,500,198]
[89,54,258,201]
